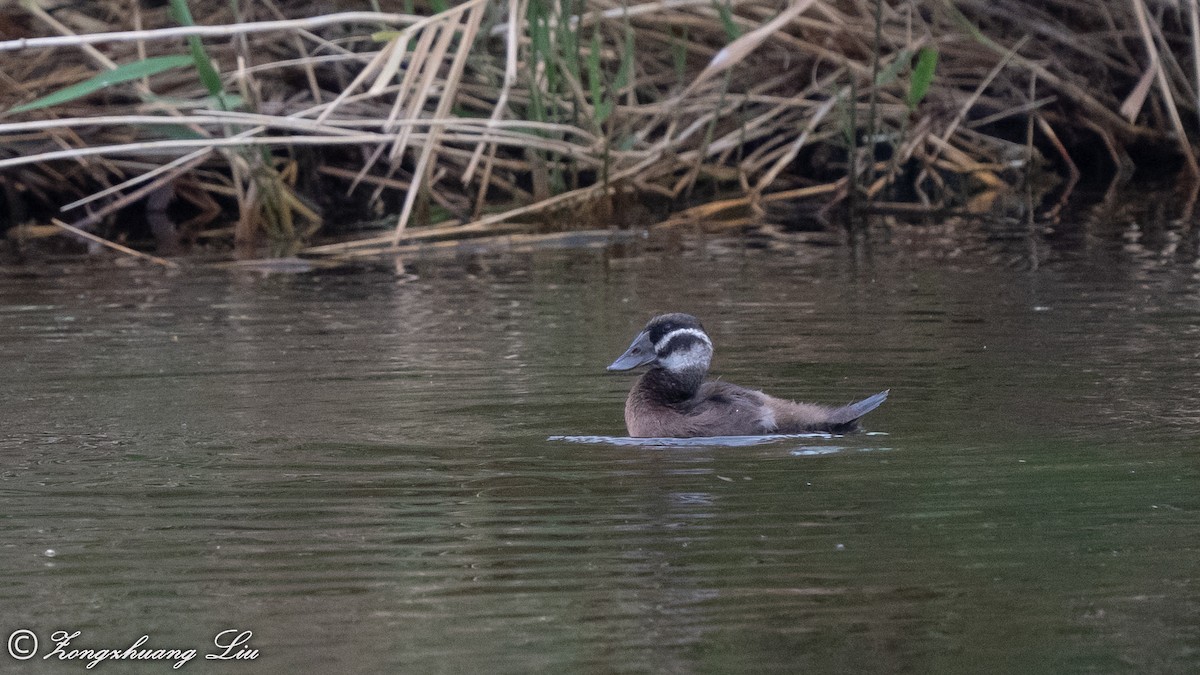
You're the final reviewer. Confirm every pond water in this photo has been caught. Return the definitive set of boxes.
[1,217,1198,673]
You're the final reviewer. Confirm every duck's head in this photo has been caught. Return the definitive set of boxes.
[607,313,713,377]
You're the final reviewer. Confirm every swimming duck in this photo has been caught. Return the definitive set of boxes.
[607,313,888,438]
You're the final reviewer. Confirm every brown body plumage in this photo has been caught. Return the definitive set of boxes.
[608,313,888,438]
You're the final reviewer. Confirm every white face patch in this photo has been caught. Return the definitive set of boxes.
[653,328,711,354]
[659,343,711,373]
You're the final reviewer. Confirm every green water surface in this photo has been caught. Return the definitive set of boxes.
[1,224,1197,673]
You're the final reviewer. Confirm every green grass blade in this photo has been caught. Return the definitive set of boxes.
[557,0,580,92]
[9,55,194,113]
[713,0,740,40]
[527,2,555,94]
[614,24,633,92]
[185,34,225,100]
[168,0,227,104]
[671,27,689,86]
[906,47,938,110]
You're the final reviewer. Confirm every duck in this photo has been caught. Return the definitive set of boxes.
[607,313,888,438]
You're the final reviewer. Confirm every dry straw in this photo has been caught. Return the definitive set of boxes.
[2,0,1199,259]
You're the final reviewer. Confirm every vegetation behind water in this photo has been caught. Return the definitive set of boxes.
[2,0,1199,261]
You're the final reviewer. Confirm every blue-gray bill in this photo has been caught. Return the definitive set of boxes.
[606,331,656,371]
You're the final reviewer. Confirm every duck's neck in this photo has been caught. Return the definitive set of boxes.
[640,366,705,403]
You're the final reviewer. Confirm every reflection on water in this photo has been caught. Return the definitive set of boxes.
[550,433,841,446]
[1,216,1198,672]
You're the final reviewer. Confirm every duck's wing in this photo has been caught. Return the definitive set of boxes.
[646,384,889,437]
[677,381,777,436]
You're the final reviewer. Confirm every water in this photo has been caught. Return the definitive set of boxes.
[1,220,1198,673]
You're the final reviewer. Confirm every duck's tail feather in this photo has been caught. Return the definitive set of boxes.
[827,389,889,427]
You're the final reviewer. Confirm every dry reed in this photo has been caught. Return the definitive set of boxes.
[2,0,1199,260]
